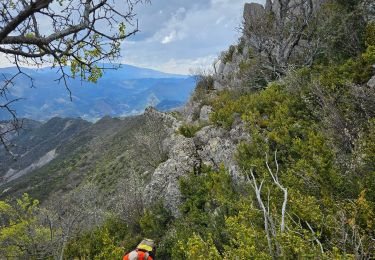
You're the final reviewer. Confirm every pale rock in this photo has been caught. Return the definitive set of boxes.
[143,134,199,216]
[194,126,244,181]
[199,105,213,121]
[144,120,250,216]
[215,59,225,75]
[213,80,225,91]
[144,106,181,131]
[367,75,375,88]
[243,3,266,29]
[223,62,235,76]
[230,122,251,143]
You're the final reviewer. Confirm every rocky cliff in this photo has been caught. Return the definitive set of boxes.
[141,0,375,217]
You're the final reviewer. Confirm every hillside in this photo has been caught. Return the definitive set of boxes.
[0,1,375,259]
[0,117,91,185]
[0,109,175,202]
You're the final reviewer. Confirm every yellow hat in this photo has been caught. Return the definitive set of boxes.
[137,239,154,252]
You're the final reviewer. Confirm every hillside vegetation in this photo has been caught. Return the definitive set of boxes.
[1,1,375,259]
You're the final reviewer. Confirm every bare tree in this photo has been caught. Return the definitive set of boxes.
[244,0,322,77]
[43,184,104,260]
[0,0,149,149]
[111,168,145,228]
[130,110,169,168]
[246,151,288,258]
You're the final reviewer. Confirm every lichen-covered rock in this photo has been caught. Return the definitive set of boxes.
[230,122,251,143]
[143,134,199,216]
[194,125,249,181]
[144,119,250,216]
[199,105,213,121]
[243,3,266,29]
[180,97,202,123]
[144,106,181,131]
[214,59,225,75]
[367,75,375,88]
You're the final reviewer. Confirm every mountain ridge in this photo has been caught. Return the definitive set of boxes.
[0,64,195,121]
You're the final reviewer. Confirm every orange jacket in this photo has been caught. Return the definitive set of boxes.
[123,250,153,260]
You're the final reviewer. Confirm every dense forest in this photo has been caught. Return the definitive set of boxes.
[1,0,375,259]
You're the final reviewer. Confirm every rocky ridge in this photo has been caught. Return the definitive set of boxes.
[142,1,375,217]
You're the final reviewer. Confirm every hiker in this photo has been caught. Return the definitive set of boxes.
[123,239,155,260]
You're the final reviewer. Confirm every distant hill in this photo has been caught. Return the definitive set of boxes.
[0,64,195,121]
[0,111,172,202]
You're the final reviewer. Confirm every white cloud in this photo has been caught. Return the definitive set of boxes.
[121,0,264,74]
[161,31,177,44]
[0,0,266,75]
[55,98,68,104]
[0,53,14,67]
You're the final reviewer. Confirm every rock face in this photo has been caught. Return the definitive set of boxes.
[144,121,250,216]
[243,0,326,29]
[367,75,375,88]
[144,106,181,131]
[199,106,213,121]
[194,125,249,182]
[144,2,275,217]
[143,134,200,216]
[243,3,266,29]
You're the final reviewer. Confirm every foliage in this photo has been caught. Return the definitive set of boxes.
[205,43,375,257]
[223,45,236,64]
[191,74,215,104]
[178,123,204,138]
[365,22,375,46]
[314,2,366,64]
[171,165,237,258]
[0,194,53,259]
[2,1,375,259]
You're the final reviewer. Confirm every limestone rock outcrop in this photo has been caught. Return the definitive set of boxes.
[143,120,250,216]
[143,134,200,216]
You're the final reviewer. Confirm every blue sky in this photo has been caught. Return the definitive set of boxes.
[121,0,265,74]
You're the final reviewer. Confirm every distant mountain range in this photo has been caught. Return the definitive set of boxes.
[0,64,195,121]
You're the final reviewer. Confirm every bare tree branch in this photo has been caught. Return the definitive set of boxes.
[0,0,149,151]
[246,151,288,258]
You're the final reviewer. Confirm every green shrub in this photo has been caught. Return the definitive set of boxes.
[223,45,236,64]
[191,75,214,103]
[365,22,375,46]
[169,111,183,121]
[178,124,203,138]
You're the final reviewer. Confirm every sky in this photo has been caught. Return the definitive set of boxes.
[121,0,265,74]
[0,0,265,75]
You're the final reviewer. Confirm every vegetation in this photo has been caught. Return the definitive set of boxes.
[1,0,375,259]
[178,123,205,138]
[222,45,236,64]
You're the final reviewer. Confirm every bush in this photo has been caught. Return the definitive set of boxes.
[223,45,236,64]
[191,75,214,103]
[365,22,375,46]
[178,124,204,138]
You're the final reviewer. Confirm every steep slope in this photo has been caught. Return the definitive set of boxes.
[0,109,173,202]
[0,118,91,184]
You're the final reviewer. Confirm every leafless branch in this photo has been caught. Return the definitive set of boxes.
[246,151,288,258]
[0,0,149,150]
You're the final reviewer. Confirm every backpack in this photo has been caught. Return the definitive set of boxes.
[124,249,151,260]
